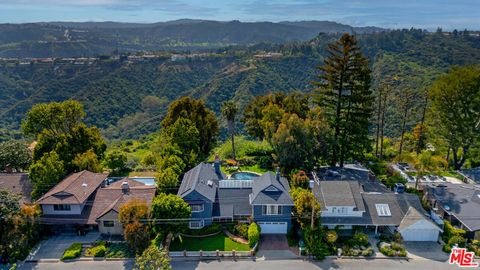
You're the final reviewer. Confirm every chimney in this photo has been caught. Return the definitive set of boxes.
[214,154,222,179]
[121,181,130,194]
[276,167,280,182]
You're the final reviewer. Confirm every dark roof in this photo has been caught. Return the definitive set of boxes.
[314,181,365,211]
[88,183,156,224]
[107,178,147,188]
[425,183,480,231]
[460,167,480,183]
[250,171,294,205]
[318,180,430,227]
[213,188,252,217]
[0,173,32,203]
[315,165,388,193]
[37,170,108,205]
[178,163,222,202]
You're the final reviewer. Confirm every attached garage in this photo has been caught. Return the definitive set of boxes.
[398,208,442,242]
[258,222,288,234]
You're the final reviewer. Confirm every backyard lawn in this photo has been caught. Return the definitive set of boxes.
[169,233,250,251]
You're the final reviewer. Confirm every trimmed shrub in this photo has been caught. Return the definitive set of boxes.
[353,232,369,246]
[85,245,107,257]
[184,223,222,236]
[248,222,260,248]
[61,243,82,260]
[233,222,249,239]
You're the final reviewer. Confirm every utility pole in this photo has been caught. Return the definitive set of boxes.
[310,197,316,229]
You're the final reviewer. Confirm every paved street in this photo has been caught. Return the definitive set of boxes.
[18,258,460,270]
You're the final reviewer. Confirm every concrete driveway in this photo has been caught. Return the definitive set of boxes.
[256,234,298,259]
[27,232,100,260]
[404,242,449,261]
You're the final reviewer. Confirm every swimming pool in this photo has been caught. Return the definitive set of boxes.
[105,177,156,186]
[230,172,260,180]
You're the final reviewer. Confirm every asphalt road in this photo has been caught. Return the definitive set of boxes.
[17,258,460,270]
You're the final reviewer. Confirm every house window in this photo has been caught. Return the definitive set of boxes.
[262,205,282,215]
[189,220,204,229]
[53,204,71,211]
[190,204,204,212]
[103,221,114,227]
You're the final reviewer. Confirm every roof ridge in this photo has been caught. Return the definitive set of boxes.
[96,194,123,220]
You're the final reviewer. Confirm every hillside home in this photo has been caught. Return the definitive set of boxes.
[37,171,156,234]
[424,183,480,239]
[313,167,442,242]
[0,172,32,204]
[178,161,294,234]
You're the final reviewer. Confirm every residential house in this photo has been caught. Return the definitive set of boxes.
[178,161,294,234]
[459,167,480,184]
[37,171,155,234]
[0,172,32,204]
[424,182,480,239]
[37,170,108,225]
[313,166,442,241]
[88,178,156,235]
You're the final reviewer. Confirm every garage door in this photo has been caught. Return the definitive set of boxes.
[258,222,287,234]
[400,229,439,241]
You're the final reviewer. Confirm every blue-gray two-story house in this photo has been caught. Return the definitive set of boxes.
[177,161,294,234]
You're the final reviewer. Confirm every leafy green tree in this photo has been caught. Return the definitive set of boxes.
[161,97,218,159]
[104,150,128,172]
[150,193,191,235]
[325,230,338,245]
[22,100,86,138]
[0,189,39,262]
[242,93,310,141]
[72,149,102,172]
[133,245,172,270]
[290,188,320,228]
[160,117,200,169]
[221,101,239,160]
[313,33,374,167]
[0,140,32,171]
[303,227,330,260]
[29,151,65,199]
[125,222,150,255]
[429,66,480,169]
[271,113,312,171]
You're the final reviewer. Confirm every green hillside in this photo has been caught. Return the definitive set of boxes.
[1,29,480,141]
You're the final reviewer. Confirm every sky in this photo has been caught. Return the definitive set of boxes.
[0,0,479,30]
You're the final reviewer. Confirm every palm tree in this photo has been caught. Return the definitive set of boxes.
[221,101,239,161]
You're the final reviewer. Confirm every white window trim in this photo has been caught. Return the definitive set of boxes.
[189,220,205,229]
[263,205,282,216]
[53,204,71,211]
[190,203,204,213]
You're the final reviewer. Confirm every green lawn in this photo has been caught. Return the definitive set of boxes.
[169,233,250,251]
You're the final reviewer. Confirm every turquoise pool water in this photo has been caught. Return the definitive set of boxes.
[105,177,156,186]
[230,172,260,180]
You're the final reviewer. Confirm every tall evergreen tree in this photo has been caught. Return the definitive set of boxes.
[313,33,374,167]
[221,101,239,160]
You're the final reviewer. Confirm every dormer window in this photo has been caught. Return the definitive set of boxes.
[264,186,279,192]
[190,203,204,212]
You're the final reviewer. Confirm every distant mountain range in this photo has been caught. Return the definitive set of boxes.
[0,20,384,58]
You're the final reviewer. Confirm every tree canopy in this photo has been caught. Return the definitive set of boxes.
[313,33,374,167]
[150,193,191,235]
[429,65,480,169]
[161,97,218,159]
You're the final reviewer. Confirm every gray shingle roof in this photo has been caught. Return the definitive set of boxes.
[213,188,252,217]
[0,173,32,203]
[460,167,480,183]
[425,183,480,231]
[250,171,293,205]
[315,165,388,193]
[178,163,222,202]
[319,180,430,227]
[398,207,440,231]
[313,181,365,211]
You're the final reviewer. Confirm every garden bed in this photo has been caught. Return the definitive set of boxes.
[169,233,250,251]
[84,241,134,258]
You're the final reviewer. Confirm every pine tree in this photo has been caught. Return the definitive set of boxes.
[313,33,374,167]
